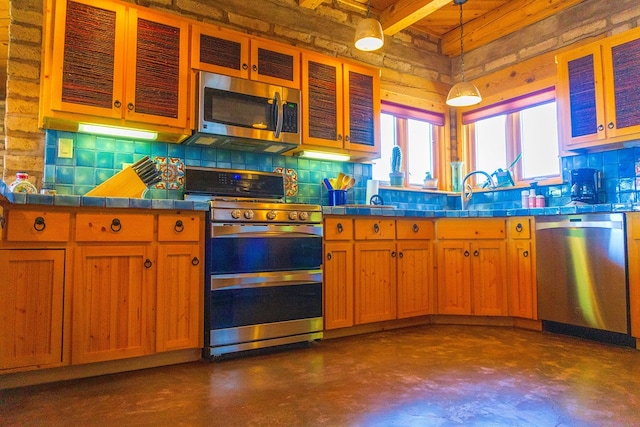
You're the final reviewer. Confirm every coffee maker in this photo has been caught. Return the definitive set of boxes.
[570,168,604,204]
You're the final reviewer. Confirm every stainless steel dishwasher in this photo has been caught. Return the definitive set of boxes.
[536,213,631,339]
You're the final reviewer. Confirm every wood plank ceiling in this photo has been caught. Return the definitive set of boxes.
[300,0,582,56]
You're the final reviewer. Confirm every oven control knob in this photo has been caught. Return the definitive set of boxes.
[298,211,308,221]
[288,211,298,221]
[267,210,277,220]
[231,209,241,219]
[243,210,254,220]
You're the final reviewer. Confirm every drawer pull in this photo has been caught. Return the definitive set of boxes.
[174,220,184,232]
[464,251,470,257]
[523,250,529,258]
[391,251,396,258]
[33,216,46,231]
[398,252,403,258]
[474,250,479,257]
[515,223,523,232]
[373,223,379,233]
[110,218,122,232]
[327,253,332,261]
[191,257,200,266]
[144,258,152,269]
[413,224,419,233]
[337,223,343,233]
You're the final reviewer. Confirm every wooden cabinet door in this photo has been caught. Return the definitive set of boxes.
[124,7,189,128]
[436,241,472,315]
[354,241,396,324]
[72,245,154,364]
[397,241,434,318]
[49,0,126,119]
[471,241,508,316]
[556,43,606,149]
[323,242,354,329]
[343,63,380,156]
[156,244,202,352]
[601,29,640,139]
[0,250,65,370]
[191,24,250,78]
[250,39,301,89]
[626,213,640,338]
[302,53,344,150]
[508,240,537,319]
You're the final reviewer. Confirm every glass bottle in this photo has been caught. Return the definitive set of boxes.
[450,162,464,192]
[8,172,37,194]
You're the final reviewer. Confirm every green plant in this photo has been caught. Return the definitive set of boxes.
[424,171,432,179]
[391,145,402,173]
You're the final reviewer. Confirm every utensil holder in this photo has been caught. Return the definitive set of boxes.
[328,189,347,206]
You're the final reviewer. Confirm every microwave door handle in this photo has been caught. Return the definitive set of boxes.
[273,91,283,138]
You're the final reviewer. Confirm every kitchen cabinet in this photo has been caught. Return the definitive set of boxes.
[41,0,190,136]
[557,26,640,151]
[191,23,301,89]
[626,213,640,338]
[436,219,507,316]
[301,52,380,158]
[323,218,354,330]
[0,249,65,370]
[506,218,537,320]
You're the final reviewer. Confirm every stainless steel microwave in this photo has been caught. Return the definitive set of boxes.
[184,71,301,154]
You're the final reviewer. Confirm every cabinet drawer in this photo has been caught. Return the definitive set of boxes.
[354,219,395,240]
[6,210,70,242]
[396,219,434,240]
[508,218,531,239]
[324,218,353,240]
[158,214,201,242]
[436,218,505,240]
[75,213,154,242]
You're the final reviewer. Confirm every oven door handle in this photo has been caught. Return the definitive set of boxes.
[211,269,322,291]
[211,224,323,238]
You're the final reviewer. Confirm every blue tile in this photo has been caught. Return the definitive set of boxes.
[75,185,94,195]
[75,167,95,186]
[105,197,131,208]
[201,148,216,162]
[151,143,169,157]
[152,199,174,209]
[618,148,634,163]
[76,133,96,150]
[96,137,116,152]
[587,153,603,168]
[603,150,618,165]
[96,169,115,184]
[96,151,115,169]
[26,194,54,205]
[45,147,56,165]
[114,153,134,168]
[53,194,81,206]
[115,139,135,153]
[166,144,184,158]
[81,196,106,207]
[130,198,153,209]
[76,149,95,167]
[619,162,635,178]
[134,141,151,155]
[56,166,75,184]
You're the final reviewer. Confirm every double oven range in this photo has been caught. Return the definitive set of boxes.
[185,167,323,358]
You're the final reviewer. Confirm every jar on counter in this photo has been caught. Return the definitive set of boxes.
[8,172,37,194]
[536,195,545,208]
[521,190,529,208]
[528,189,537,208]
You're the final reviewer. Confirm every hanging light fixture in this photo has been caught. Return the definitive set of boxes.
[446,0,482,107]
[354,0,384,51]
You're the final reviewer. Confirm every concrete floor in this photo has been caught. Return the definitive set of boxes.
[2,324,640,426]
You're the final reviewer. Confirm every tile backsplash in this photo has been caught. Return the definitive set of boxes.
[44,130,640,209]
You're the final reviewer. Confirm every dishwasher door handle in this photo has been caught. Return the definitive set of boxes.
[536,220,623,231]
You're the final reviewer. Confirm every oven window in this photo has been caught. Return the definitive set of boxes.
[211,283,322,329]
[210,235,322,274]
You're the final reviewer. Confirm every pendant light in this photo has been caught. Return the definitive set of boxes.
[354,0,384,51]
[446,0,482,107]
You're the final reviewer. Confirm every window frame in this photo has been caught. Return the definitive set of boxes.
[378,101,447,189]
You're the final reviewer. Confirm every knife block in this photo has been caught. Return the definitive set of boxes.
[85,167,148,198]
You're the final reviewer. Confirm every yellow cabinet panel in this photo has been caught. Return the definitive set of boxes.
[75,213,154,242]
[323,242,354,330]
[354,241,397,324]
[6,210,70,242]
[397,241,434,318]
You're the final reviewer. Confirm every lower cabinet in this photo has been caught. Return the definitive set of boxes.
[324,241,354,329]
[0,249,66,370]
[507,218,537,319]
[354,241,397,324]
[626,213,640,338]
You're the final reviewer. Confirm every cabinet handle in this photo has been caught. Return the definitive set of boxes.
[191,257,200,266]
[523,250,529,258]
[598,124,604,131]
[464,250,470,257]
[345,135,350,142]
[0,215,5,229]
[412,223,419,233]
[373,223,379,233]
[327,253,332,261]
[391,251,396,258]
[337,223,343,233]
[474,250,479,257]
[337,134,343,141]
[114,100,121,108]
[242,63,248,70]
[110,218,122,232]
[144,258,152,268]
[398,252,403,258]
[252,64,258,72]
[608,122,614,129]
[515,223,523,232]
[127,102,134,111]
[174,219,184,232]
[33,216,46,231]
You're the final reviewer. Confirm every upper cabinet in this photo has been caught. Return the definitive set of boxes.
[300,52,380,159]
[191,24,301,89]
[40,0,191,141]
[557,27,640,151]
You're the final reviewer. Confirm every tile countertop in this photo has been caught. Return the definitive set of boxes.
[0,180,210,211]
[322,203,640,217]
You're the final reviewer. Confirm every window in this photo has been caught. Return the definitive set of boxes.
[373,103,445,187]
[463,87,560,184]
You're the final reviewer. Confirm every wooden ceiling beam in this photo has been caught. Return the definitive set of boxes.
[441,0,582,56]
[379,0,452,36]
[298,0,325,9]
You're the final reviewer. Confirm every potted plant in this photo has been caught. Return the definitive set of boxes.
[423,171,438,190]
[389,145,404,186]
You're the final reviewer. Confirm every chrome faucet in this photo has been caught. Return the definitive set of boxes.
[460,170,496,210]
